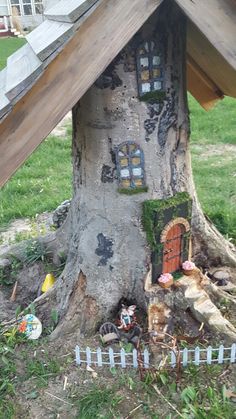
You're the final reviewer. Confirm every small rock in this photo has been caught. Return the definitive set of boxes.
[0,258,11,268]
[211,269,230,283]
[53,199,71,228]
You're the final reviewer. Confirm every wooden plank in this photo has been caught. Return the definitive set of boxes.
[176,0,236,70]
[45,0,99,23]
[26,19,73,61]
[5,44,43,101]
[0,0,162,187]
[0,69,11,119]
[187,55,223,110]
[187,21,236,98]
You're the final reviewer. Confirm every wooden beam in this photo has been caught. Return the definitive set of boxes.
[176,0,236,70]
[0,0,163,187]
[187,55,224,110]
[45,0,99,23]
[187,21,236,98]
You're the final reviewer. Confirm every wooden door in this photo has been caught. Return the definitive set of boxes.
[162,224,183,273]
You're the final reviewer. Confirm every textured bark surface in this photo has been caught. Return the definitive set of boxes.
[18,2,236,337]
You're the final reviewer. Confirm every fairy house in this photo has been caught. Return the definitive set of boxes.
[0,0,236,337]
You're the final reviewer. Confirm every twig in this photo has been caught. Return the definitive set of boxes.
[10,281,18,302]
[63,376,68,390]
[152,384,184,418]
[125,403,143,418]
[44,391,74,406]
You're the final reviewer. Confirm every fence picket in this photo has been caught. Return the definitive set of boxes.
[133,349,138,368]
[120,348,126,368]
[97,347,102,367]
[194,347,200,366]
[182,348,188,366]
[109,347,115,367]
[75,345,81,365]
[86,346,91,366]
[170,350,177,368]
[230,343,236,363]
[206,346,212,364]
[75,343,236,369]
[143,348,149,369]
[218,345,224,364]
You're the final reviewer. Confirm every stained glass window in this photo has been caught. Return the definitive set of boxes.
[136,40,164,98]
[116,142,146,190]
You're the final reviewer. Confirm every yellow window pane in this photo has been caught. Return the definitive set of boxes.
[131,157,141,166]
[121,145,127,154]
[153,68,161,78]
[141,70,150,81]
[129,144,136,152]
[139,48,146,55]
[121,180,131,188]
[134,179,143,187]
[120,157,129,167]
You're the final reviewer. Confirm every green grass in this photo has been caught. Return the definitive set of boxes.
[189,94,236,241]
[76,386,123,419]
[0,38,26,70]
[189,94,236,145]
[0,135,72,227]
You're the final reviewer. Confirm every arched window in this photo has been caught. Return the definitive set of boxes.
[116,142,146,190]
[136,40,163,97]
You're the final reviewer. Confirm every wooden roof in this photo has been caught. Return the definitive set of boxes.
[0,0,236,185]
[177,0,236,109]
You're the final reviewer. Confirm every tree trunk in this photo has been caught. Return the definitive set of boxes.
[33,1,235,338]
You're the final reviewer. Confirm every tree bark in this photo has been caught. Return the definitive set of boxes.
[19,1,236,338]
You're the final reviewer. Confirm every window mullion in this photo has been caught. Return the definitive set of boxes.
[31,0,36,15]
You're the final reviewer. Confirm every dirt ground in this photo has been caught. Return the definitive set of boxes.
[7,332,236,419]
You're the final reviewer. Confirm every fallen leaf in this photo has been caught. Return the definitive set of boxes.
[224,388,236,401]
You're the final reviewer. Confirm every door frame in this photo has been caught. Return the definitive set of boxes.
[160,217,190,273]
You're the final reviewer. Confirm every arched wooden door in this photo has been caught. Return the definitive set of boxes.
[162,224,184,273]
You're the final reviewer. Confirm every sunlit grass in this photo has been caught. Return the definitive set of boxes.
[0,37,26,70]
[0,135,72,226]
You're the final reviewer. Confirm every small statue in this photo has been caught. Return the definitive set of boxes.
[118,304,137,331]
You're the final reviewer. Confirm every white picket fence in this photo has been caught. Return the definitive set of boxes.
[75,343,236,369]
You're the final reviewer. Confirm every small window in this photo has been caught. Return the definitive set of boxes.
[136,40,164,98]
[116,142,146,191]
[11,0,43,16]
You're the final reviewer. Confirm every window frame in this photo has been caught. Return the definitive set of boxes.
[10,0,43,16]
[116,141,146,190]
[136,40,164,98]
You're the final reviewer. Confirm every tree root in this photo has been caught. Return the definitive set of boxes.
[203,280,236,307]
[178,271,236,343]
